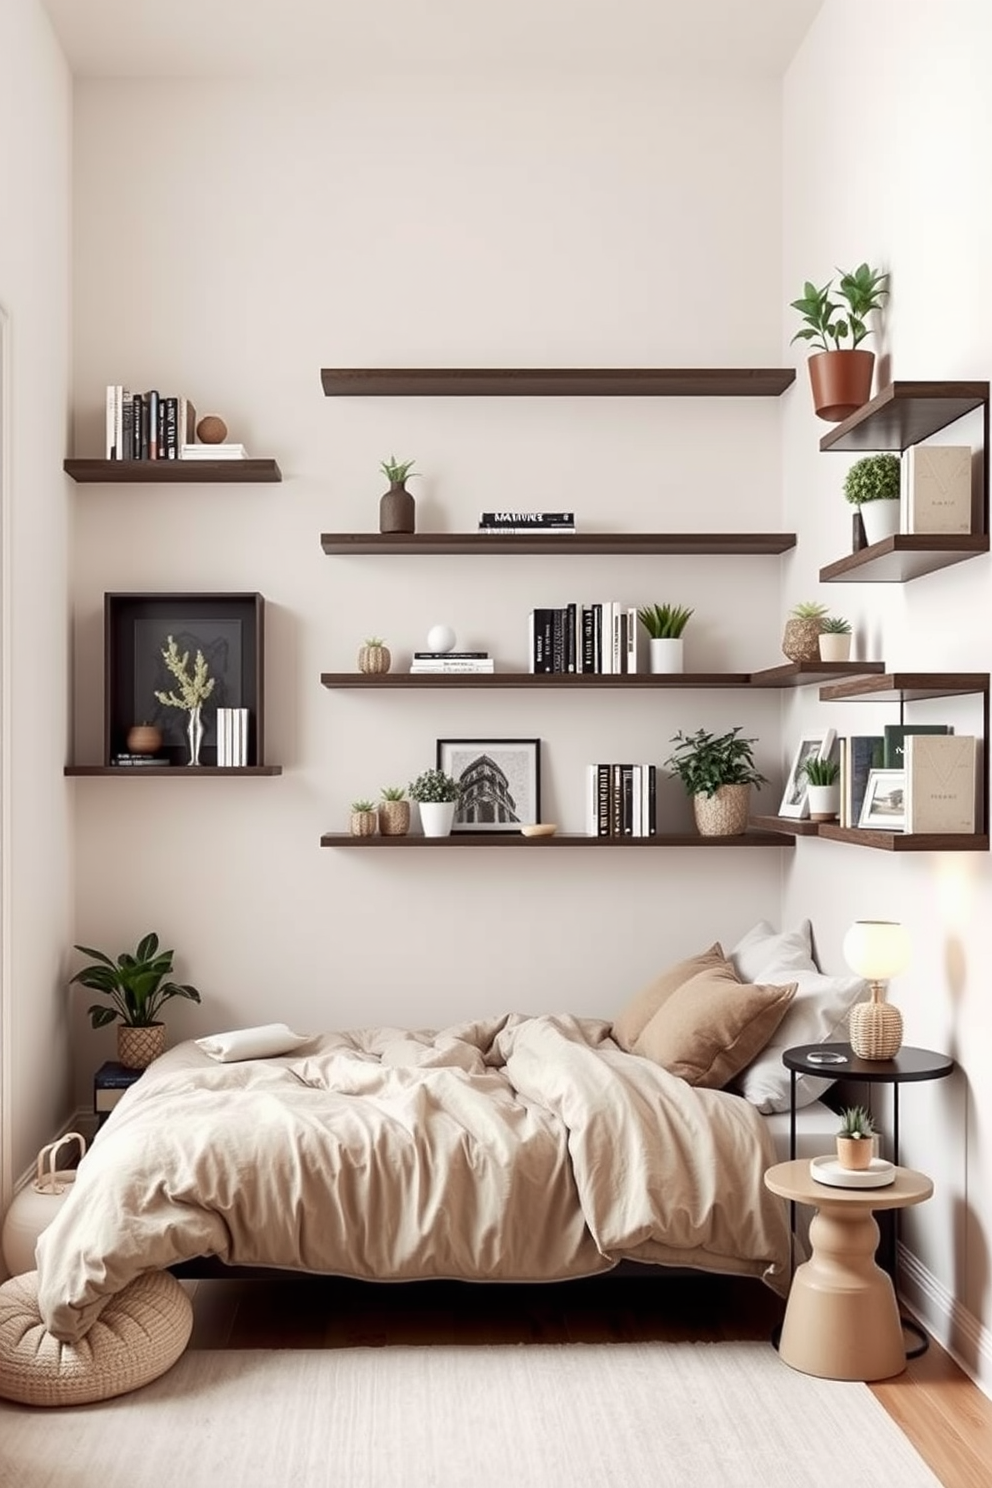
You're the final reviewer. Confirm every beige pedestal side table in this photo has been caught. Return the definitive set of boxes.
[764,1159,933,1382]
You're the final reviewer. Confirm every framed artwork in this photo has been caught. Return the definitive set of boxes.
[858,769,906,830]
[778,728,837,818]
[436,738,541,833]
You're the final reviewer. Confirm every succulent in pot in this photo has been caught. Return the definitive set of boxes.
[782,600,829,664]
[358,636,391,675]
[70,932,201,1069]
[790,261,888,421]
[378,784,411,837]
[664,726,768,837]
[638,602,694,675]
[836,1105,877,1170]
[818,614,853,662]
[350,799,378,837]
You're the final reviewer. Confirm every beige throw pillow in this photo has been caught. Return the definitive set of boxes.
[611,942,728,1053]
[632,962,797,1088]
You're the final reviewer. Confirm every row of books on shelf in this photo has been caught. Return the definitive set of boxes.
[585,763,657,838]
[530,603,638,674]
[839,725,977,833]
[478,511,576,534]
[217,708,250,767]
[103,386,248,461]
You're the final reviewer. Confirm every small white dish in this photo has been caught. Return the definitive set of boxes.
[520,823,558,838]
[810,1155,895,1189]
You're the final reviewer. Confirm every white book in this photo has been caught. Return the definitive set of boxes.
[409,661,495,672]
[180,444,249,459]
[585,764,598,836]
[901,444,972,534]
[631,765,642,838]
[904,734,977,833]
[105,385,117,459]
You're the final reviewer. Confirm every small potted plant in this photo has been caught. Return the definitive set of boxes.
[358,636,391,675]
[379,455,420,535]
[637,602,694,674]
[790,262,888,421]
[378,785,410,837]
[782,600,829,663]
[836,1105,876,1171]
[819,615,853,662]
[664,726,768,837]
[408,767,461,837]
[70,932,201,1070]
[350,798,378,837]
[843,453,902,547]
[802,755,841,822]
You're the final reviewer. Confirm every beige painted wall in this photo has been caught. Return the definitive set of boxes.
[0,0,73,1200]
[782,0,992,1389]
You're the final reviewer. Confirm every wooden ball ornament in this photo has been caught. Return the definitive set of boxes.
[195,415,228,445]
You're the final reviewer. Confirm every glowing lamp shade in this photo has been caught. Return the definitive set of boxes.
[843,920,910,1060]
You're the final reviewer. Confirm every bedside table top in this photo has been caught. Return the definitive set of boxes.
[765,1159,933,1210]
[782,1043,954,1083]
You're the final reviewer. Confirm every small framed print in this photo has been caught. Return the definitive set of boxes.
[858,768,906,830]
[436,738,541,833]
[778,729,837,819]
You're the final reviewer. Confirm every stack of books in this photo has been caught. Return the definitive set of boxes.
[111,751,170,767]
[180,443,249,460]
[409,651,494,673]
[586,763,657,837]
[529,603,637,673]
[217,707,250,765]
[478,511,575,534]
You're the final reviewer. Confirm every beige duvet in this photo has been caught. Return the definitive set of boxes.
[37,1014,791,1342]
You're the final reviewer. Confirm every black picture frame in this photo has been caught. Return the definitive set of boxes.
[436,738,541,833]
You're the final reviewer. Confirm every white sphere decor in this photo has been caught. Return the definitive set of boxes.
[426,624,457,654]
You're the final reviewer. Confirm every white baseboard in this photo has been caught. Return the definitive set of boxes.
[900,1242,992,1399]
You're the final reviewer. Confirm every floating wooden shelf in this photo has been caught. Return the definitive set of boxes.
[749,661,886,687]
[820,534,989,584]
[320,532,797,557]
[818,672,989,703]
[65,766,283,777]
[320,662,884,690]
[320,368,796,398]
[816,825,989,853]
[748,815,822,837]
[819,381,989,452]
[64,458,282,483]
[319,831,795,849]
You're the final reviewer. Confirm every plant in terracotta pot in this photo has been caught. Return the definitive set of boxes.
[379,455,419,535]
[637,602,694,675]
[782,600,829,663]
[836,1105,876,1170]
[802,754,841,822]
[408,766,461,838]
[843,453,902,547]
[790,262,888,422]
[818,615,852,662]
[350,799,378,837]
[70,932,201,1070]
[378,785,411,837]
[664,726,768,837]
[358,636,391,675]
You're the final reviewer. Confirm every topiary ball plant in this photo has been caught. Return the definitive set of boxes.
[843,454,901,506]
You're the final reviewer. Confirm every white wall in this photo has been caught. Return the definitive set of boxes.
[0,0,73,1204]
[782,0,992,1389]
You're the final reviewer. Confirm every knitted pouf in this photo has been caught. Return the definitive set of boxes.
[0,1269,192,1406]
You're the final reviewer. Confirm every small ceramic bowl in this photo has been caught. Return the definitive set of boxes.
[520,823,558,838]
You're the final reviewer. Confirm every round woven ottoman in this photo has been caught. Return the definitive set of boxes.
[0,1269,192,1406]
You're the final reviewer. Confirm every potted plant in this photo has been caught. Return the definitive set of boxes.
[782,600,829,663]
[836,1105,876,1171]
[802,755,841,822]
[409,767,462,837]
[358,636,391,675]
[637,602,694,675]
[379,455,419,535]
[843,453,902,546]
[350,798,378,837]
[70,932,201,1070]
[664,726,768,837]
[790,262,888,422]
[378,785,410,837]
[819,615,853,663]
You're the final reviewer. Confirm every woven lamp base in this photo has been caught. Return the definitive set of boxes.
[849,998,903,1060]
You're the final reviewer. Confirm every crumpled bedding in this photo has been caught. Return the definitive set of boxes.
[36,1013,791,1341]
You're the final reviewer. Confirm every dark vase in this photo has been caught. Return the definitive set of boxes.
[379,481,416,534]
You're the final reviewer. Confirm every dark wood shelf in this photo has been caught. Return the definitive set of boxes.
[64,458,282,483]
[320,672,754,689]
[818,672,989,703]
[748,814,822,837]
[818,381,989,452]
[820,534,989,584]
[320,368,796,398]
[320,532,797,556]
[749,661,886,687]
[319,831,795,848]
[815,824,989,853]
[65,766,283,776]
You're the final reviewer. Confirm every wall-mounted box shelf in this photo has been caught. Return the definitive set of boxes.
[320,532,797,557]
[64,458,282,483]
[320,368,796,398]
[319,832,795,849]
[819,382,989,453]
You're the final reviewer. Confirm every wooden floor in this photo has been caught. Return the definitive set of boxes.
[182,1270,992,1488]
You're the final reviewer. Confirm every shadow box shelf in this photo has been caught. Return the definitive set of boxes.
[320,832,795,850]
[319,367,796,398]
[64,592,282,776]
[64,458,282,483]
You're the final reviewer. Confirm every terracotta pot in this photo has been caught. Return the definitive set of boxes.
[807,349,875,422]
[379,481,416,534]
[118,1023,166,1070]
[378,800,410,836]
[836,1135,874,1171]
[782,616,824,663]
[692,783,751,837]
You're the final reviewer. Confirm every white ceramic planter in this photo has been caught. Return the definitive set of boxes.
[807,782,840,822]
[419,800,457,837]
[649,637,684,674]
[859,498,901,546]
[818,633,852,662]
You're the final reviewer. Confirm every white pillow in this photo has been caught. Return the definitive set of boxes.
[733,965,869,1112]
[729,920,816,983]
[195,1023,308,1063]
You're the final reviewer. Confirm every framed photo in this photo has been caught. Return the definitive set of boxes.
[436,738,541,833]
[778,728,837,818]
[858,769,906,829]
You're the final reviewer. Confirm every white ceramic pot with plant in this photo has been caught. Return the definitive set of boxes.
[664,726,768,838]
[802,754,841,821]
[844,452,902,546]
[818,616,853,662]
[408,767,461,838]
[790,262,888,422]
[836,1106,876,1170]
[69,932,202,1070]
[637,602,693,675]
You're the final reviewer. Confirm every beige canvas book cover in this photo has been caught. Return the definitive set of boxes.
[904,733,977,833]
[900,444,972,533]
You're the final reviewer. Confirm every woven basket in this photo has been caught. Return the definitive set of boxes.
[117,1023,166,1071]
[849,995,903,1060]
[358,644,391,675]
[378,800,410,836]
[693,783,751,837]
[350,810,378,837]
[782,616,825,663]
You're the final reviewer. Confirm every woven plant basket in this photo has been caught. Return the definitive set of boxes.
[849,991,903,1060]
[378,800,410,836]
[782,616,825,663]
[692,783,751,837]
[117,1023,166,1071]
[350,810,378,837]
[358,644,391,675]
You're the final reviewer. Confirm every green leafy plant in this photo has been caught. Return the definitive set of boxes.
[153,636,216,712]
[408,767,461,804]
[821,615,852,634]
[664,727,768,799]
[790,262,889,352]
[637,602,694,639]
[380,785,407,801]
[380,456,419,484]
[71,933,201,1029]
[802,755,840,786]
[790,600,829,619]
[843,453,901,506]
[837,1105,875,1139]
[351,799,375,812]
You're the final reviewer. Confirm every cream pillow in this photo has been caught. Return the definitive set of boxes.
[729,920,816,984]
[195,1023,308,1063]
[611,942,728,1053]
[733,966,869,1112]
[632,962,796,1088]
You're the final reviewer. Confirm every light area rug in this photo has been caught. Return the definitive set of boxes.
[0,1341,941,1488]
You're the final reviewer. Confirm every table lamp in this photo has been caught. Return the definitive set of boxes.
[843,919,911,1059]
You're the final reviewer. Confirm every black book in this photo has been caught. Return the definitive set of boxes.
[647,764,657,836]
[479,511,575,526]
[111,754,171,766]
[596,764,611,837]
[95,1060,144,1088]
[413,651,489,659]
